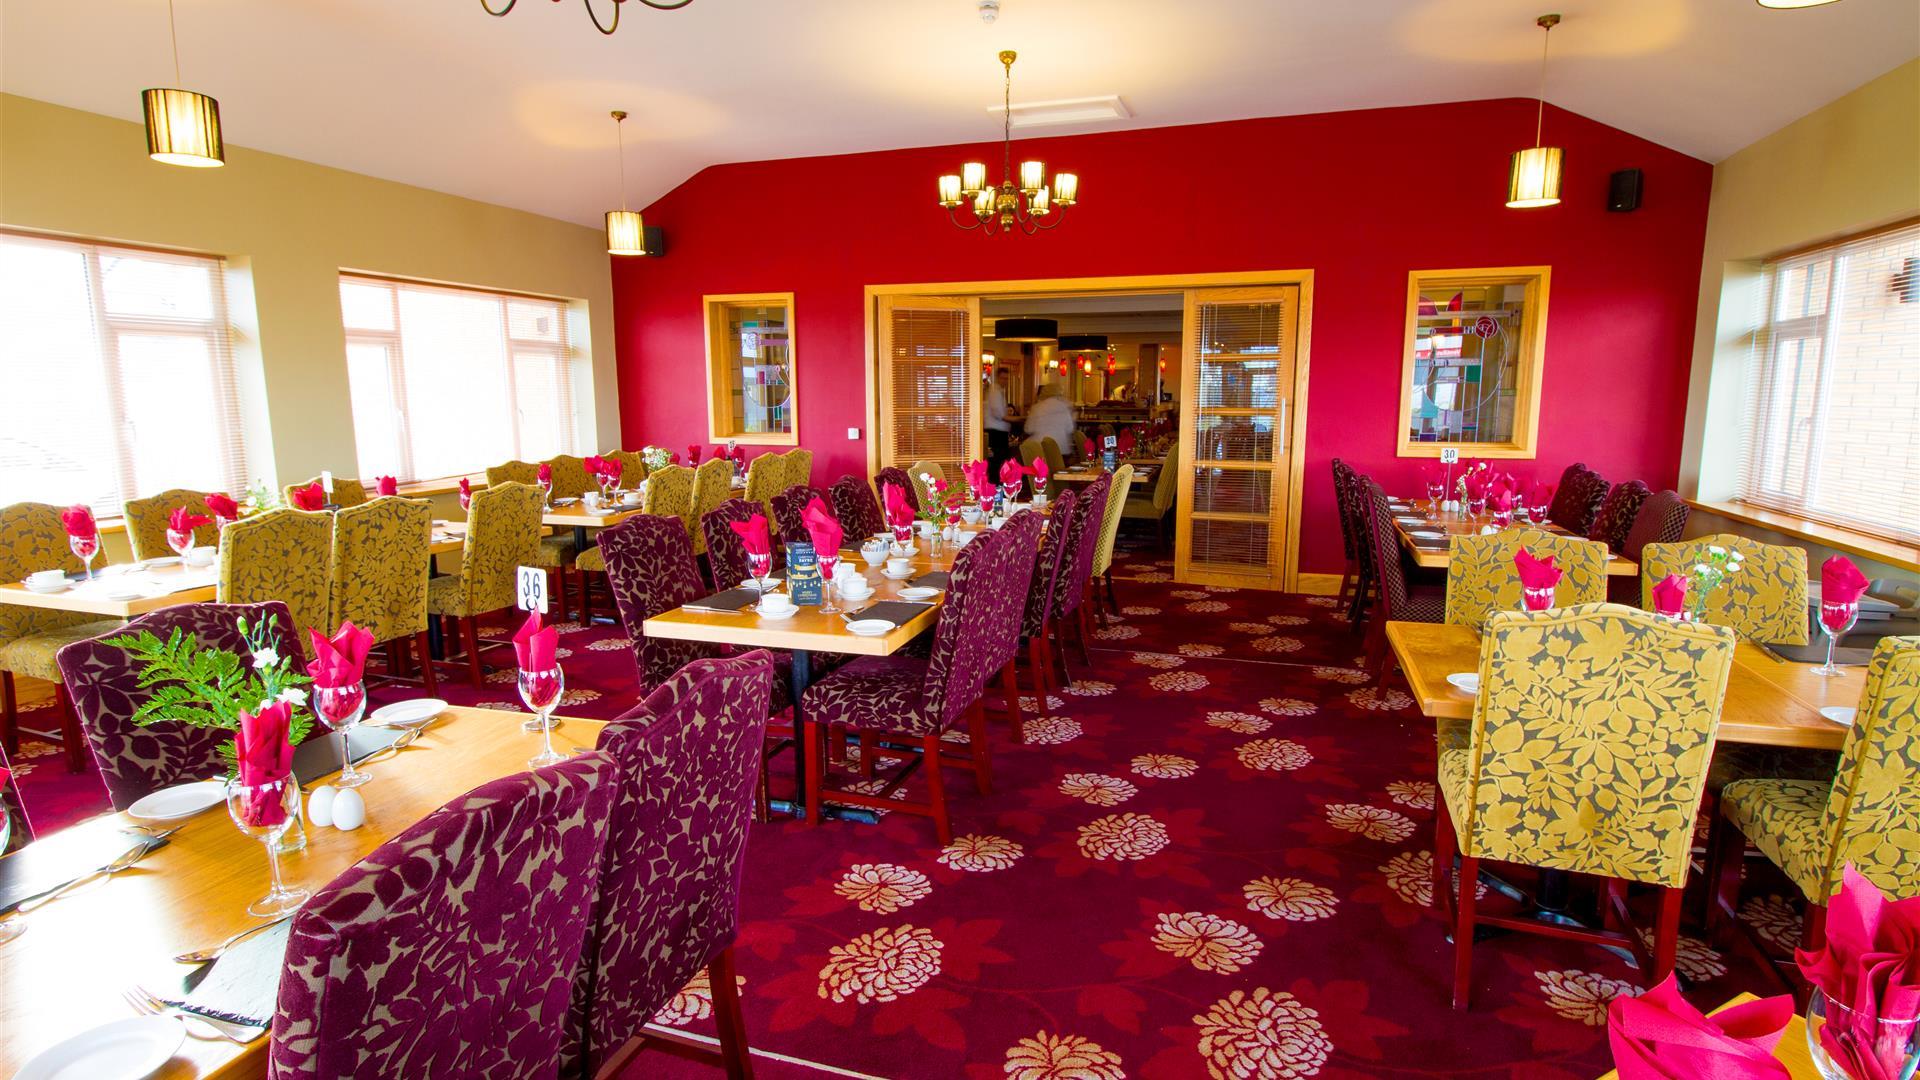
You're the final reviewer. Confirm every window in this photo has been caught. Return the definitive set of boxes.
[0,231,249,518]
[1739,222,1920,544]
[703,293,797,445]
[340,274,577,482]
[1397,267,1550,459]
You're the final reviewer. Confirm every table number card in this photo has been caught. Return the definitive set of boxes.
[1439,448,1459,465]
[785,541,822,605]
[516,565,549,614]
[1102,435,1118,474]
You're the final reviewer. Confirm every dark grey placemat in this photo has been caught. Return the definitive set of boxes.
[292,725,406,786]
[0,829,158,914]
[164,916,292,1027]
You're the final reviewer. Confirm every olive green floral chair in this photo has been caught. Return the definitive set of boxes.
[603,450,648,484]
[1708,636,1920,952]
[0,502,120,769]
[330,497,436,696]
[1443,527,1608,633]
[283,476,368,509]
[640,465,695,534]
[783,448,814,490]
[426,481,544,687]
[545,454,594,500]
[489,460,579,619]
[1088,463,1134,616]
[1641,533,1809,645]
[218,508,334,655]
[1433,603,1737,1009]
[486,460,540,488]
[686,458,734,560]
[123,488,218,562]
[1121,443,1179,553]
[742,453,782,525]
[907,460,947,510]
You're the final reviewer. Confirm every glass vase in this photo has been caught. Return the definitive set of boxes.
[1807,988,1920,1080]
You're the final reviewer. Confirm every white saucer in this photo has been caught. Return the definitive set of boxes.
[103,587,144,601]
[14,1016,185,1080]
[1820,706,1857,726]
[845,619,893,637]
[22,580,70,594]
[1446,672,1481,695]
[1394,516,1424,524]
[1410,530,1447,540]
[898,587,941,601]
[882,568,915,580]
[143,556,182,567]
[838,590,875,603]
[127,780,226,820]
[755,605,797,620]
[370,698,446,727]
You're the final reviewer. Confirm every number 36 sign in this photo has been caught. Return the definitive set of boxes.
[516,566,549,614]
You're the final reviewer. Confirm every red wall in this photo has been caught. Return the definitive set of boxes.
[610,99,1712,576]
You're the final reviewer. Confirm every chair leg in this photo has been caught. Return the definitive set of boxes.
[1026,636,1051,701]
[922,733,952,845]
[1649,885,1682,987]
[1703,805,1747,942]
[56,684,85,772]
[1051,619,1074,685]
[1074,604,1094,665]
[414,632,438,698]
[1001,662,1024,744]
[1104,571,1120,620]
[1452,854,1480,1011]
[967,699,991,794]
[579,569,594,625]
[709,947,754,1080]
[803,719,823,827]
[1,671,16,756]
[857,732,875,779]
[1432,800,1456,914]
[1801,903,1828,953]
[461,617,485,689]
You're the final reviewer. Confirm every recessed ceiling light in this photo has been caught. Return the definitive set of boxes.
[990,95,1132,128]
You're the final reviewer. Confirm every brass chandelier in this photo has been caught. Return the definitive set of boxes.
[479,0,693,36]
[937,51,1080,236]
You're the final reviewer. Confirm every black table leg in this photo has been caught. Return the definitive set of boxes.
[573,524,590,551]
[765,649,877,824]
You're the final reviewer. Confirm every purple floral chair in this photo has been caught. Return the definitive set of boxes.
[565,651,777,1079]
[1610,488,1692,604]
[1549,464,1610,536]
[799,528,1010,843]
[1361,477,1445,678]
[1018,490,1077,708]
[1588,480,1651,553]
[270,754,618,1080]
[55,601,300,811]
[598,515,726,694]
[1,741,30,853]
[873,466,919,513]
[1049,474,1109,679]
[982,510,1045,744]
[700,499,763,591]
[769,484,830,546]
[829,475,885,541]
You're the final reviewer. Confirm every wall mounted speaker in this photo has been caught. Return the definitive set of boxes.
[1607,169,1643,213]
[641,225,667,257]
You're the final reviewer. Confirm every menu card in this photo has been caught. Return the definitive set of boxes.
[787,541,822,605]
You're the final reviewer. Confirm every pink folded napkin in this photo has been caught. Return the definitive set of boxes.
[204,493,239,521]
[234,701,296,825]
[802,497,842,560]
[1116,431,1136,455]
[1080,435,1096,458]
[169,506,211,535]
[1488,489,1514,514]
[687,444,699,466]
[1528,481,1555,510]
[458,477,473,511]
[999,459,1026,488]
[1606,974,1791,1079]
[1652,574,1690,617]
[1822,556,1871,628]
[376,476,398,496]
[512,609,558,671]
[1032,457,1051,482]
[1798,867,1920,1080]
[1515,548,1562,610]
[731,446,748,465]
[538,462,554,487]
[291,483,326,511]
[603,457,626,483]
[61,504,97,540]
[882,483,914,529]
[711,445,728,461]
[306,621,375,689]
[730,513,773,557]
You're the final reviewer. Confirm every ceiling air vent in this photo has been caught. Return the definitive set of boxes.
[990,95,1131,129]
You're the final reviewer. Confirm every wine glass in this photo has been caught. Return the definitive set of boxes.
[1466,495,1487,519]
[538,476,553,508]
[519,666,566,769]
[1813,600,1859,677]
[747,551,773,591]
[166,527,194,563]
[226,776,311,917]
[68,533,99,580]
[459,489,472,513]
[1520,585,1557,612]
[313,683,371,788]
[890,522,912,549]
[1426,481,1444,513]
[818,550,841,614]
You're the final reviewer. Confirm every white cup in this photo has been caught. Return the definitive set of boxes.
[583,492,601,511]
[886,556,911,576]
[961,507,982,524]
[184,547,215,568]
[757,593,795,616]
[840,575,873,598]
[27,569,65,586]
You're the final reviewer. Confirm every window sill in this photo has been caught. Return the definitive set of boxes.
[1686,499,1920,573]
[394,474,485,498]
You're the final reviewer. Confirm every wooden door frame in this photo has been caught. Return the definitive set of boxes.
[865,269,1314,591]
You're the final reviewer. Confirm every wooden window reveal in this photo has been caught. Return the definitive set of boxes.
[1397,267,1550,459]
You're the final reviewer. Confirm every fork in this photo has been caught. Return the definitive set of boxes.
[121,985,265,1044]
[173,913,293,964]
[354,725,426,766]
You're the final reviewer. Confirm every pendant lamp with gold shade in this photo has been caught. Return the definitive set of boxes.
[1507,13,1563,209]
[605,110,647,256]
[143,0,223,168]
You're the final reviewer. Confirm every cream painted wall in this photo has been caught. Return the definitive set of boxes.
[0,93,618,493]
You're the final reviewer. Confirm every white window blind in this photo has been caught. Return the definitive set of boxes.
[1739,222,1920,544]
[877,296,979,482]
[0,231,249,518]
[339,274,577,483]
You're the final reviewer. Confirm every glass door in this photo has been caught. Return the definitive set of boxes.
[876,295,982,481]
[1176,286,1300,589]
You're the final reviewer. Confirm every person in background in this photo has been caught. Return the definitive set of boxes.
[985,369,1013,472]
[1025,382,1077,462]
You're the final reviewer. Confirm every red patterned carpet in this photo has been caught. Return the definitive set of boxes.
[12,541,1803,1078]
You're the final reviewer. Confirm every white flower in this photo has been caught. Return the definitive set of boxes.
[1693,564,1712,575]
[1708,545,1725,556]
[276,687,307,707]
[251,647,279,670]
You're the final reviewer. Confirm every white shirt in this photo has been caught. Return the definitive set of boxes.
[985,383,1011,432]
[1024,394,1077,455]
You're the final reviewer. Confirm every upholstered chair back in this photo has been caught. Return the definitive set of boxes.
[271,754,617,1080]
[123,488,218,562]
[599,514,723,692]
[329,497,431,644]
[1640,533,1809,645]
[908,460,946,509]
[641,464,695,539]
[1039,438,1068,486]
[1016,437,1044,469]
[284,476,367,509]
[565,652,777,1075]
[1588,480,1651,553]
[0,741,29,853]
[1089,465,1133,579]
[743,454,783,523]
[983,509,1045,671]
[770,484,828,545]
[700,499,761,592]
[0,502,91,643]
[57,601,298,810]
[1147,442,1180,513]
[1545,463,1594,531]
[783,448,814,489]
[1813,636,1920,899]
[1329,460,1358,564]
[1024,490,1077,639]
[829,474,885,541]
[218,508,333,646]
[1048,482,1100,621]
[687,459,734,556]
[1362,479,1438,622]
[1444,527,1609,632]
[1062,473,1111,616]
[920,529,996,733]
[485,460,539,488]
[1448,604,1735,887]
[874,466,919,512]
[1339,467,1376,581]
[544,454,594,500]
[1551,467,1609,536]
[604,450,648,483]
[454,481,544,618]
[1619,489,1689,564]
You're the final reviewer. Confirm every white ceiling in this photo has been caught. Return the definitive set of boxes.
[4,0,1914,227]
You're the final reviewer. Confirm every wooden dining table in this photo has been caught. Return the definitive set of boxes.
[1385,500,1640,576]
[0,704,604,1079]
[1386,620,1866,750]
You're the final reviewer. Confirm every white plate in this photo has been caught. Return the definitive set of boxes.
[370,698,446,728]
[14,1016,185,1080]
[898,587,941,601]
[143,556,182,567]
[1410,530,1448,540]
[23,580,71,594]
[755,605,797,620]
[882,568,915,580]
[1394,516,1424,524]
[127,780,226,820]
[1446,672,1481,695]
[1820,706,1857,726]
[845,619,893,637]
[741,577,782,591]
